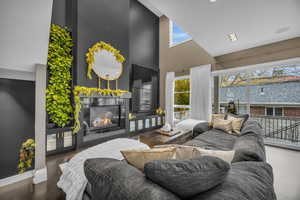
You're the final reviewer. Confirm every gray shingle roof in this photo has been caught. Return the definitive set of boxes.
[220,81,300,104]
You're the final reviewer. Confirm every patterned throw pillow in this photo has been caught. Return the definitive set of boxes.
[213,118,233,134]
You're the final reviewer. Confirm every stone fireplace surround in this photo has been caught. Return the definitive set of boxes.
[76,93,131,148]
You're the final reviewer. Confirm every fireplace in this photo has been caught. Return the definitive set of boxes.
[90,105,121,131]
[80,97,127,140]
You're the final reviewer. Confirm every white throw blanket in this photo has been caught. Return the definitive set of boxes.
[57,138,150,200]
[175,119,207,132]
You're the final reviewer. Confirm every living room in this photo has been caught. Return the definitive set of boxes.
[0,0,300,200]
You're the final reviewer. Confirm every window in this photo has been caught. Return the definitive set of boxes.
[218,65,300,117]
[275,108,283,116]
[174,77,190,123]
[266,107,283,117]
[266,107,274,116]
[170,21,192,47]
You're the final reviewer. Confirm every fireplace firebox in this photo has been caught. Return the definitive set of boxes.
[76,95,130,148]
[90,105,121,131]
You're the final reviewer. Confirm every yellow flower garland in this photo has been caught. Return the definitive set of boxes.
[72,86,129,134]
[86,41,126,79]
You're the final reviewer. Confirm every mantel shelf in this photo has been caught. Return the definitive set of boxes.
[78,93,132,99]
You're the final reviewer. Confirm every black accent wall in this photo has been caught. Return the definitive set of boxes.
[76,0,130,89]
[51,0,159,91]
[130,0,159,69]
[0,79,35,179]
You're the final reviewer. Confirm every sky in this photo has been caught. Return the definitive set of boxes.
[172,23,191,45]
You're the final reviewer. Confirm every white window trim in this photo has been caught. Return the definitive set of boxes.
[169,21,192,48]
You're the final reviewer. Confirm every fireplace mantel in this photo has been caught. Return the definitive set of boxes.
[78,92,132,99]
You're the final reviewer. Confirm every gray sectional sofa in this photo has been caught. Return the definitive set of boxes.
[83,120,277,200]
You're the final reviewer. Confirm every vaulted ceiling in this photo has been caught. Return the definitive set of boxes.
[140,0,300,56]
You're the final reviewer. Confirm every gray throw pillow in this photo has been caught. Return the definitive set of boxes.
[84,158,180,200]
[144,156,230,198]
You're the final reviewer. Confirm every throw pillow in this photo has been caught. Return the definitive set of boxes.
[121,147,176,170]
[226,113,249,126]
[144,156,230,198]
[154,144,196,159]
[209,114,225,127]
[153,144,235,163]
[229,117,244,134]
[213,118,233,134]
[193,148,235,163]
[84,158,181,200]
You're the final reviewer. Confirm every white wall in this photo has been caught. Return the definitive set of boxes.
[266,146,300,200]
[0,0,53,72]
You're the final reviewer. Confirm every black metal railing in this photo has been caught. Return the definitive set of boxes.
[251,115,300,142]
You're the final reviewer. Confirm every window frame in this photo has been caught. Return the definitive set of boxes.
[265,107,284,117]
[169,21,192,48]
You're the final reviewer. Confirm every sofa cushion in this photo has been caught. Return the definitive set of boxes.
[233,120,266,162]
[144,156,230,198]
[192,122,210,137]
[185,129,237,150]
[84,158,180,200]
[191,161,276,200]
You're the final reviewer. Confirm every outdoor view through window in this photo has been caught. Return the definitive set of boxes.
[218,65,300,145]
[174,78,190,123]
[170,22,192,46]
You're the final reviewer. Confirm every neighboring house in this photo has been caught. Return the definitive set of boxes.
[220,79,300,117]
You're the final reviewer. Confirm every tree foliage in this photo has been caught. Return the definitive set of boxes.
[220,66,300,87]
[174,79,190,105]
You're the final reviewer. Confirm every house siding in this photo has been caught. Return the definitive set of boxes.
[284,107,300,117]
[251,106,265,116]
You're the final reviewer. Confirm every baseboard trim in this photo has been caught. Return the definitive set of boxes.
[0,170,34,188]
[33,167,47,184]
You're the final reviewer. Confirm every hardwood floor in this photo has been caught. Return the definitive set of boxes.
[0,150,79,200]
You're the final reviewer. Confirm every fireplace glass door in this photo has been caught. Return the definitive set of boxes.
[90,105,120,130]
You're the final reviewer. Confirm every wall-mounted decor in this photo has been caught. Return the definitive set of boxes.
[86,41,125,89]
[46,24,73,128]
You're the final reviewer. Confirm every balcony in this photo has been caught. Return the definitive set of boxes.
[251,115,300,150]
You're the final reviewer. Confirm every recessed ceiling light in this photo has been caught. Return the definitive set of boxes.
[210,0,217,2]
[228,33,238,42]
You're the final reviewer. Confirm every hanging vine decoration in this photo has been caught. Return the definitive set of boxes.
[18,139,35,174]
[46,24,73,127]
[86,41,126,80]
[72,86,129,134]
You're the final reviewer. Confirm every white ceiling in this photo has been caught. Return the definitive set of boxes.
[0,0,53,72]
[141,0,300,56]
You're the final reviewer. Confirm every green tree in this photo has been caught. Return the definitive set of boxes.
[174,79,190,105]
